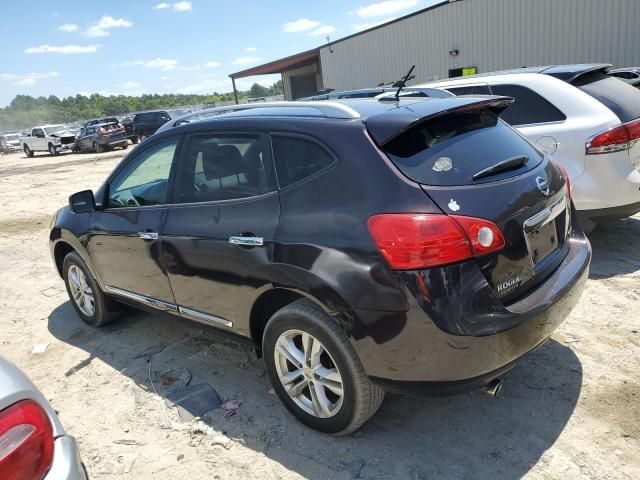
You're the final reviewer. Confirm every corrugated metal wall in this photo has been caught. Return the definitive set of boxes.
[319,0,640,90]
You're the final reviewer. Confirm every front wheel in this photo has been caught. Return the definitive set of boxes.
[48,143,58,156]
[130,136,139,144]
[263,299,384,435]
[62,251,121,327]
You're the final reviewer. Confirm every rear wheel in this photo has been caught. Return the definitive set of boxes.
[263,299,384,435]
[93,142,104,153]
[121,143,128,150]
[131,136,139,144]
[24,145,34,158]
[62,252,121,327]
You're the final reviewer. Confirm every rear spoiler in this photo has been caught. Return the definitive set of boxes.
[541,64,612,84]
[364,96,514,146]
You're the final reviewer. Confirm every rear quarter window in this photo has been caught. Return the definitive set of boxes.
[489,84,567,126]
[573,71,640,123]
[382,110,543,186]
[271,135,335,188]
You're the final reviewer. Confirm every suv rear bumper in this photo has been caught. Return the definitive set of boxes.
[349,227,591,388]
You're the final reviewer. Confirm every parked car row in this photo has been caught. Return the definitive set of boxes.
[0,132,21,154]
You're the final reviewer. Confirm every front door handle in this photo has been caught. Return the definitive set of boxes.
[138,230,159,241]
[229,236,263,247]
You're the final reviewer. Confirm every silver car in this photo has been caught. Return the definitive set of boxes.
[0,355,86,479]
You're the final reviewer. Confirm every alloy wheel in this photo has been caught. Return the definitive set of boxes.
[274,329,344,418]
[68,265,95,317]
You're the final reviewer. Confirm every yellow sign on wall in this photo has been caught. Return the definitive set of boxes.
[462,67,478,76]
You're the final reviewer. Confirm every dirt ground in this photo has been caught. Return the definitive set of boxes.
[0,148,638,480]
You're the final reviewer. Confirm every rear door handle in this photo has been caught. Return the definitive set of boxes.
[138,231,159,241]
[229,236,263,247]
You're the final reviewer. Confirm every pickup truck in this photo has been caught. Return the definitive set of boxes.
[21,125,76,157]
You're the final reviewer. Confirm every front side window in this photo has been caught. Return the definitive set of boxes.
[176,134,270,203]
[490,84,567,126]
[108,139,178,208]
[271,136,335,188]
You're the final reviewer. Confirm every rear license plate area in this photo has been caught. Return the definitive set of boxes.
[523,196,569,267]
[526,220,559,266]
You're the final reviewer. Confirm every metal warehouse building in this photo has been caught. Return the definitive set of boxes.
[230,0,640,101]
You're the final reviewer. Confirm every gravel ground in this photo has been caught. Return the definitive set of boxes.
[0,148,638,479]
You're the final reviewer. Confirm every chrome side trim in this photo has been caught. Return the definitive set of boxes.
[523,196,567,233]
[178,306,233,328]
[104,286,178,313]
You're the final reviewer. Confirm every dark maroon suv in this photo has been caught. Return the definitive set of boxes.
[49,96,591,434]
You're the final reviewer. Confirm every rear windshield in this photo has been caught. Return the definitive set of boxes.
[382,110,543,186]
[573,72,640,123]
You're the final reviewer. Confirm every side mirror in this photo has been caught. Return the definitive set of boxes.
[69,190,95,214]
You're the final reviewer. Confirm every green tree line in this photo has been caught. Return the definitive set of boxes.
[0,81,283,131]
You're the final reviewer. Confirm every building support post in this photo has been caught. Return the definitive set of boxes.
[231,77,239,105]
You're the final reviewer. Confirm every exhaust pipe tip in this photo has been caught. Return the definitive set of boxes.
[483,378,503,398]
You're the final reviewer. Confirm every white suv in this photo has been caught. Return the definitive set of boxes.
[418,64,640,232]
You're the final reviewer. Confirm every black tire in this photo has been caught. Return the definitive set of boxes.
[24,145,34,158]
[263,299,384,435]
[62,251,121,327]
[131,136,139,144]
[48,143,58,156]
[93,142,104,154]
[121,143,128,150]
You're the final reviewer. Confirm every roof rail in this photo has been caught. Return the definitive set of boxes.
[157,101,361,133]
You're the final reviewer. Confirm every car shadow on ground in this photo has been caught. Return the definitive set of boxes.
[49,300,582,480]
[588,216,640,279]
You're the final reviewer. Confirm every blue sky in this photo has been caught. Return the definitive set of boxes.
[0,0,440,106]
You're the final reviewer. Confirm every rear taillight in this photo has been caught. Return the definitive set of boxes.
[553,161,572,200]
[586,118,640,154]
[0,400,54,480]
[367,214,505,270]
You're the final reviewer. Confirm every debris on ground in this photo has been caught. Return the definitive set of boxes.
[100,453,138,474]
[155,367,192,388]
[221,400,240,418]
[113,439,146,446]
[165,383,222,422]
[31,342,49,354]
[133,344,167,362]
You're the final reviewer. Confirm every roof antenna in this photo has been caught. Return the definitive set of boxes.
[394,65,415,100]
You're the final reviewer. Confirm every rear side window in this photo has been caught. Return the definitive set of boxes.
[490,84,566,126]
[446,85,491,96]
[271,136,335,188]
[573,71,640,123]
[382,110,543,186]
[176,134,271,203]
[134,113,155,122]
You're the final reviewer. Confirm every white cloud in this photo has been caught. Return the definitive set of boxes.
[205,60,221,68]
[0,72,60,86]
[352,17,395,31]
[121,80,144,95]
[309,25,335,36]
[283,18,321,33]
[84,16,133,37]
[179,65,201,71]
[356,0,419,17]
[58,23,78,32]
[110,60,145,67]
[145,58,178,71]
[232,56,262,65]
[244,47,257,52]
[174,1,192,11]
[25,44,101,54]
[154,1,192,11]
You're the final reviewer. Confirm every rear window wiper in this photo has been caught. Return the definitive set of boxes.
[472,155,528,181]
